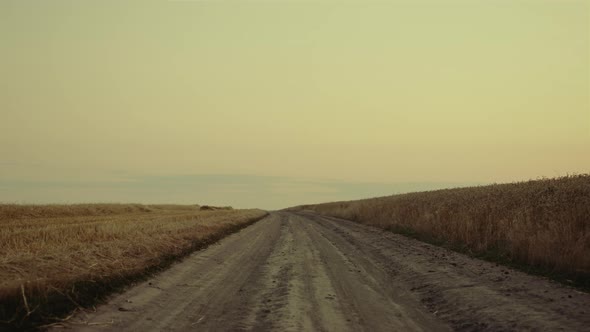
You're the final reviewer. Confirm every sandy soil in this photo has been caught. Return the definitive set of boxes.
[56,212,590,331]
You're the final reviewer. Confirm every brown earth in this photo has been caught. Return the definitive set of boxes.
[54,212,590,331]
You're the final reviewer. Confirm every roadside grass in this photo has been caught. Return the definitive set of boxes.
[289,174,590,289]
[385,223,590,291]
[0,204,268,330]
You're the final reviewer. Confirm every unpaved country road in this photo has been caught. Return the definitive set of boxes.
[59,212,590,332]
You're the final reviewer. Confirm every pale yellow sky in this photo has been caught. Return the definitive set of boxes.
[1,1,589,208]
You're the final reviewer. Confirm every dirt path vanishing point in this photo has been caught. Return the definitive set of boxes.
[57,212,590,332]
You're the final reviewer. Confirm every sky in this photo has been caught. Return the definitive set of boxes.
[1,0,588,209]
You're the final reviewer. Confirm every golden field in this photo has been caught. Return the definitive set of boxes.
[290,175,590,283]
[0,204,267,329]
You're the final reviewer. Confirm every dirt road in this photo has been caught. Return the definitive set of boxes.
[59,212,590,331]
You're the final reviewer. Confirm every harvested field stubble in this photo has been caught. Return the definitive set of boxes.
[290,175,590,284]
[0,204,267,329]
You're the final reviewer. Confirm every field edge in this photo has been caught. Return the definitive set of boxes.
[302,211,590,292]
[0,211,269,331]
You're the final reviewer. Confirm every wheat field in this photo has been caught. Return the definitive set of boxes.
[0,204,267,328]
[290,175,590,283]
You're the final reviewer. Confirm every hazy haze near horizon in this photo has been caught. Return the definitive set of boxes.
[1,1,588,209]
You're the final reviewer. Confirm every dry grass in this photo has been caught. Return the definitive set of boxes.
[290,175,590,283]
[0,204,267,329]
